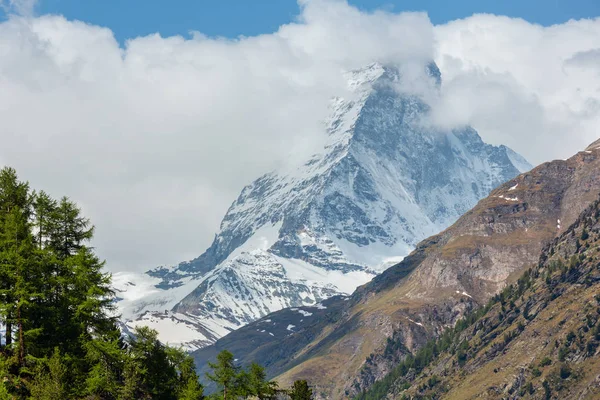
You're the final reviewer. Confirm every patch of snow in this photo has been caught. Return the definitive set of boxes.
[287,324,296,331]
[509,183,518,191]
[406,317,424,327]
[297,310,313,317]
[455,290,473,299]
[496,195,519,202]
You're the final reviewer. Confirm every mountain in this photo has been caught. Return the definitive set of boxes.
[192,141,600,398]
[364,193,600,399]
[114,62,530,351]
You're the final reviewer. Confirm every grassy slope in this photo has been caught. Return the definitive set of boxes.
[363,197,600,399]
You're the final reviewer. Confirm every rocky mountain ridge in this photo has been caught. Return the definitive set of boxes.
[192,141,600,398]
[114,62,529,351]
[370,192,600,399]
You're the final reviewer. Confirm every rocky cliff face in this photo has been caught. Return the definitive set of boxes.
[192,141,600,398]
[114,62,529,351]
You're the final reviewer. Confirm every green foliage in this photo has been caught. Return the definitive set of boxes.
[28,349,67,400]
[542,379,552,400]
[581,229,589,241]
[206,351,278,400]
[0,167,210,400]
[288,380,313,400]
[206,350,238,399]
[539,357,552,367]
[558,346,569,362]
[559,364,572,380]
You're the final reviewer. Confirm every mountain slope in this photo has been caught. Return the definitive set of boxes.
[192,141,600,398]
[372,194,600,399]
[115,62,529,351]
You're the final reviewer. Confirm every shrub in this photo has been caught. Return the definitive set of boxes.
[539,357,552,367]
[559,364,572,379]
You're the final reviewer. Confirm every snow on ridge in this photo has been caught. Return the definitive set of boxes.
[118,62,531,351]
[344,62,385,92]
[297,310,313,317]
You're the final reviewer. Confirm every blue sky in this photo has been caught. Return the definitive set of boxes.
[12,0,600,43]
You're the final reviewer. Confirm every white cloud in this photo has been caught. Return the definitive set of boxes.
[565,48,600,73]
[1,0,37,16]
[0,1,433,272]
[0,2,598,273]
[432,15,600,163]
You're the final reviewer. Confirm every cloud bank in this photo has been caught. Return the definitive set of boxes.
[0,1,598,272]
[0,0,37,16]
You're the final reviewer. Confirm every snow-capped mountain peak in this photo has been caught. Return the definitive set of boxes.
[114,61,531,350]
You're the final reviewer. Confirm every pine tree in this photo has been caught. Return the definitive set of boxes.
[0,167,31,349]
[119,356,141,400]
[28,348,67,400]
[174,353,204,400]
[167,347,205,400]
[47,197,93,260]
[127,326,179,399]
[289,380,313,400]
[0,206,38,367]
[247,362,277,399]
[0,354,10,398]
[84,335,127,399]
[206,350,238,400]
[32,191,57,250]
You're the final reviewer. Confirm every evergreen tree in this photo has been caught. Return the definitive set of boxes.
[0,354,11,398]
[0,167,31,349]
[84,335,127,399]
[31,191,57,250]
[247,363,277,399]
[0,206,39,368]
[206,350,238,400]
[0,167,276,399]
[288,380,313,400]
[28,348,67,400]
[167,347,205,400]
[47,197,93,260]
[178,377,205,400]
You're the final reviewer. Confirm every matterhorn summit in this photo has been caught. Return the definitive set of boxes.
[113,62,531,350]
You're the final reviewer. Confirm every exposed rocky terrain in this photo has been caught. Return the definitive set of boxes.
[369,192,600,399]
[193,141,600,398]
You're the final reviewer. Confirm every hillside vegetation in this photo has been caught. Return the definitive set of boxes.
[358,196,600,399]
